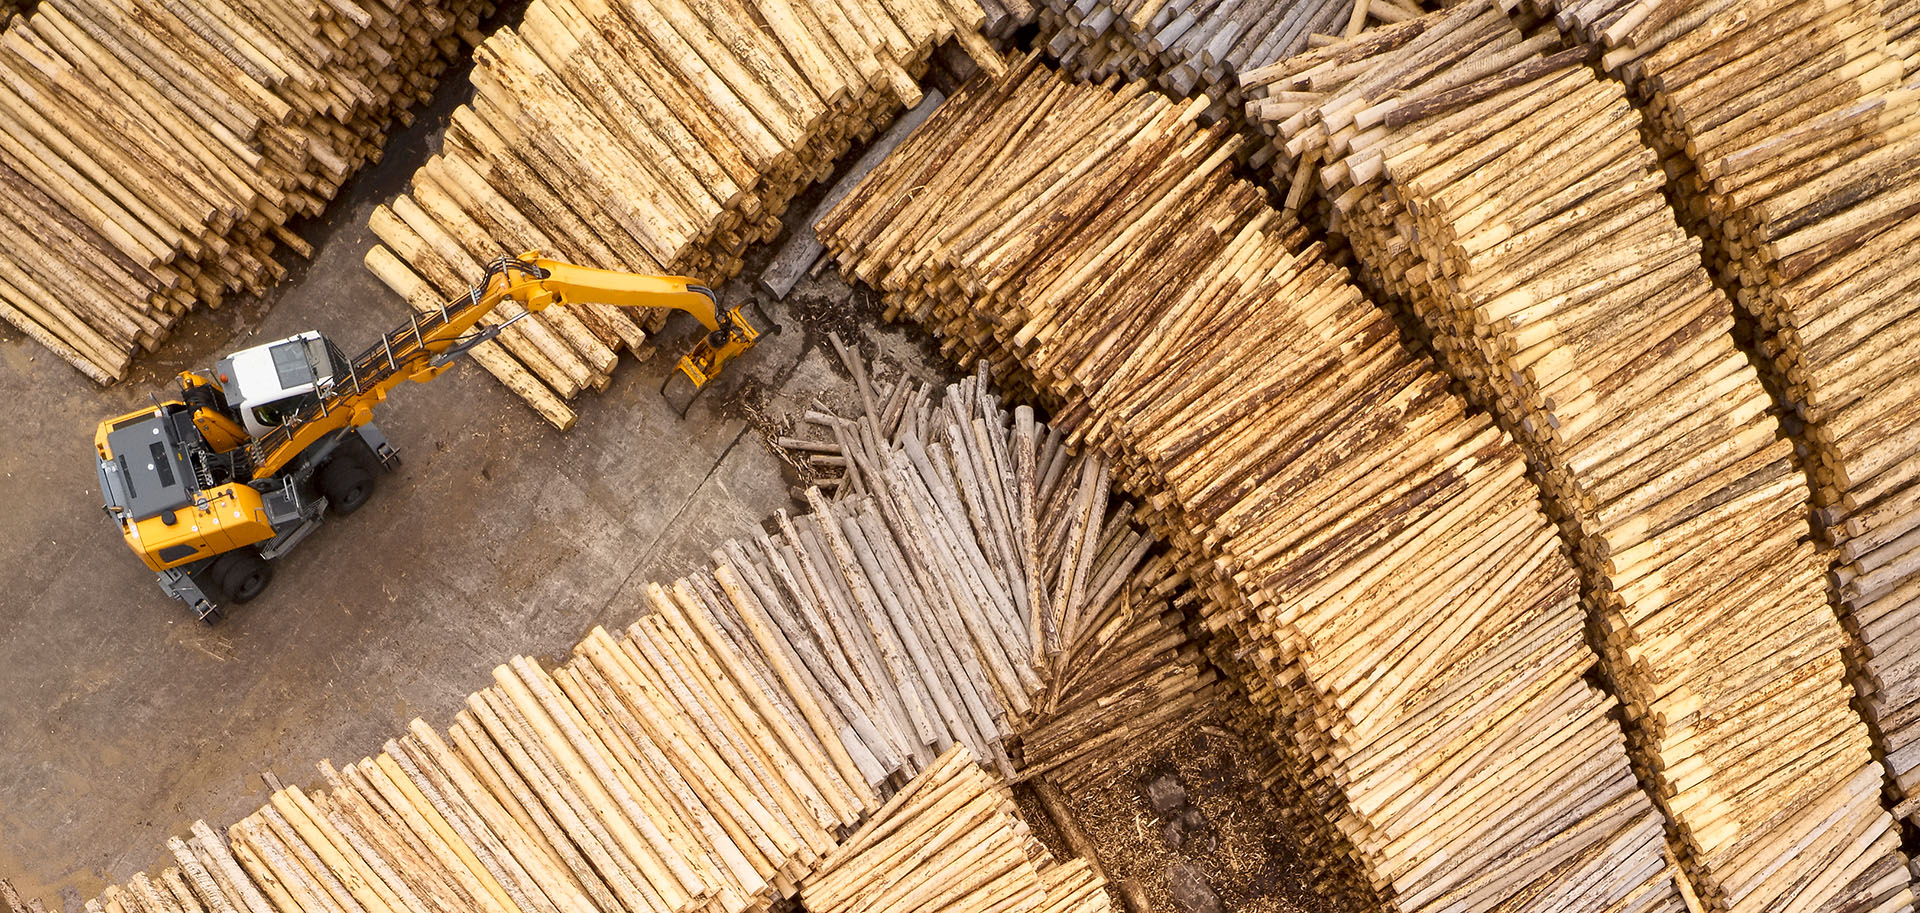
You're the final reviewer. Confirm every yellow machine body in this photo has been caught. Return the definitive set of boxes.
[125,483,275,572]
[94,253,762,618]
[675,302,763,387]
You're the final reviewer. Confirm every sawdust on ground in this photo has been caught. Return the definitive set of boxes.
[1053,711,1339,913]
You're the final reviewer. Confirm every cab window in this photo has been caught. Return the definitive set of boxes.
[252,394,319,428]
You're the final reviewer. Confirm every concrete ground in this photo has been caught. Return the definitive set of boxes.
[0,68,955,908]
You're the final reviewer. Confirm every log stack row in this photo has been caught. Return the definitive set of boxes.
[0,714,1120,913]
[364,0,1002,430]
[1036,0,1427,124]
[1,748,1120,913]
[1532,0,1920,832]
[801,745,1113,913]
[1244,4,1913,911]
[8,614,876,913]
[238,628,883,913]
[819,57,1685,913]
[772,343,1217,792]
[20,606,884,913]
[0,0,490,383]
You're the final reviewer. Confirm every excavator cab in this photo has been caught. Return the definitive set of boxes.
[214,332,353,439]
[97,253,769,620]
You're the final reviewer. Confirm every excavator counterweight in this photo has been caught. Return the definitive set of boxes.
[94,253,762,620]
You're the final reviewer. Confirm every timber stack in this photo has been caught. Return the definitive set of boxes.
[771,342,1216,792]
[11,610,883,913]
[364,0,1003,430]
[821,57,1685,913]
[0,0,489,384]
[1245,4,1914,911]
[228,616,882,913]
[801,745,1113,913]
[1037,0,1426,125]
[1533,0,1920,831]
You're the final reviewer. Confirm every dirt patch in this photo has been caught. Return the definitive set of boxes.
[785,280,882,348]
[1056,710,1336,913]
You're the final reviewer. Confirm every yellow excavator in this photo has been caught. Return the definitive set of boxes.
[93,253,761,620]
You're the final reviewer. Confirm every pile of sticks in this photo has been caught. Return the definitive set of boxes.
[772,341,1216,792]
[364,0,1002,430]
[801,746,1112,913]
[1036,0,1425,123]
[0,0,489,383]
[1245,5,1914,911]
[1533,0,1920,831]
[819,58,1684,913]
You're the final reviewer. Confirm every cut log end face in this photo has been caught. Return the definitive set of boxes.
[0,0,492,380]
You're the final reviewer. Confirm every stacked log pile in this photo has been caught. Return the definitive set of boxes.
[0,0,489,383]
[801,746,1113,913]
[1244,5,1914,911]
[0,737,1119,913]
[364,0,1002,430]
[819,58,1684,913]
[3,616,875,913]
[1532,0,1920,830]
[10,610,881,913]
[771,341,1216,792]
[1036,0,1427,124]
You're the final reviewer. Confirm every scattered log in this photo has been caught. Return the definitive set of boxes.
[765,345,1215,790]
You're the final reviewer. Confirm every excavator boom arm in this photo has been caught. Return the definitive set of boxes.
[246,252,721,478]
[527,260,722,329]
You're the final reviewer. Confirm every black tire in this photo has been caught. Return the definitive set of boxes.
[318,450,376,516]
[209,551,273,604]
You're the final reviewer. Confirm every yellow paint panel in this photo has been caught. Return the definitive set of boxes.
[129,483,274,571]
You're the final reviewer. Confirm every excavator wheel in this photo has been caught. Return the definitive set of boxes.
[319,448,376,515]
[209,551,273,605]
